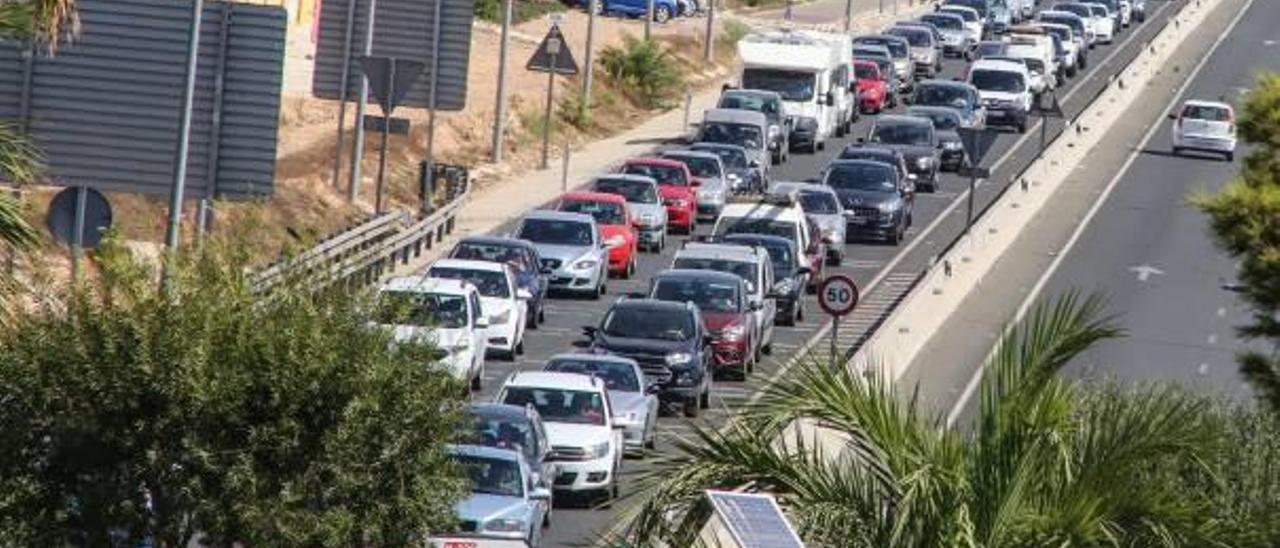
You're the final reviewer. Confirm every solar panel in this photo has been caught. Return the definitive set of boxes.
[705,491,805,548]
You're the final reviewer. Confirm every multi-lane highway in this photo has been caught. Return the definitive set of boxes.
[450,2,1191,544]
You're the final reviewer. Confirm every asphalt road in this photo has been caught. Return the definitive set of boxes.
[1037,0,1278,396]
[455,2,1189,544]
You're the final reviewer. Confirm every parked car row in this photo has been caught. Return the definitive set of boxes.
[584,0,710,23]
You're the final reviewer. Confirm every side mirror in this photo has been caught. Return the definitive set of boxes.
[903,94,913,104]
[766,290,784,299]
[749,159,761,168]
[749,300,763,311]
[611,423,625,430]
[691,178,703,187]
[856,136,866,143]
[540,265,555,274]
[530,487,552,500]
[825,91,836,106]
[796,266,813,275]
[516,288,533,300]
[1166,112,1178,120]
[476,317,491,328]
[645,383,663,394]
[581,325,598,338]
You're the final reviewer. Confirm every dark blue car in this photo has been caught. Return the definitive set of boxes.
[449,236,548,328]
[592,0,679,22]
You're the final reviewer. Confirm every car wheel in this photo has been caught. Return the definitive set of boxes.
[1017,118,1028,134]
[795,303,804,323]
[645,424,657,449]
[611,466,620,499]
[470,370,482,391]
[763,338,774,354]
[1226,151,1235,162]
[516,337,525,356]
[887,224,903,245]
[654,4,671,23]
[699,384,710,409]
[683,396,700,417]
[626,256,636,279]
[539,304,546,323]
[1172,146,1182,156]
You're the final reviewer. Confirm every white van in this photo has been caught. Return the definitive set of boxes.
[967,58,1034,133]
[1005,33,1058,95]
[738,30,849,153]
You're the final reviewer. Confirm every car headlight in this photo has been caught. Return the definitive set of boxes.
[674,370,696,386]
[616,411,640,424]
[490,309,511,324]
[773,277,796,294]
[483,518,527,533]
[664,198,691,208]
[821,227,838,242]
[915,157,933,169]
[877,201,898,214]
[604,235,625,248]
[720,323,747,342]
[573,259,598,270]
[589,441,611,458]
[638,212,661,226]
[666,352,693,366]
[943,140,962,150]
[768,125,780,138]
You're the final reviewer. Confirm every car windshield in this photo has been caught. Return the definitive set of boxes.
[946,0,987,16]
[451,242,533,272]
[970,69,1026,93]
[502,387,608,426]
[941,7,979,21]
[975,42,1006,59]
[560,200,626,226]
[623,163,687,186]
[1182,104,1231,121]
[871,122,933,146]
[375,290,468,328]
[699,122,764,150]
[854,64,878,79]
[693,145,749,168]
[545,358,641,392]
[1086,5,1106,16]
[826,163,898,193]
[467,413,536,462]
[673,257,759,289]
[1043,27,1071,43]
[517,218,594,246]
[602,306,695,341]
[855,37,908,58]
[427,267,509,299]
[838,149,897,165]
[652,277,742,313]
[667,155,721,178]
[594,178,659,204]
[915,84,970,108]
[452,454,523,498]
[1055,4,1092,18]
[741,68,816,102]
[910,109,961,130]
[889,27,931,47]
[798,191,841,214]
[853,47,889,61]
[922,15,963,29]
[719,94,780,118]
[1042,16,1084,35]
[713,218,799,246]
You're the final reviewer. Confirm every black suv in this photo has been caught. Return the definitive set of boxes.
[583,298,711,417]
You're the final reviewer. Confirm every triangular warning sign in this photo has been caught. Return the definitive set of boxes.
[526,24,579,76]
[360,56,426,114]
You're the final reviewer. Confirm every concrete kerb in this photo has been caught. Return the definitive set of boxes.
[844,0,1223,386]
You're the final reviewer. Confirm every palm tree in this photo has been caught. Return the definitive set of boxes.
[0,0,78,250]
[615,293,1224,547]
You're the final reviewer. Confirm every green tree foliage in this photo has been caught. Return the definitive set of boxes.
[1195,73,1280,414]
[0,237,468,546]
[600,37,686,109]
[615,293,1277,547]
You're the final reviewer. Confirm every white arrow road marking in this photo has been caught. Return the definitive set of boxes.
[1129,264,1166,282]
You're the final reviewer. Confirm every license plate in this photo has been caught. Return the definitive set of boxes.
[442,543,477,548]
[848,216,867,225]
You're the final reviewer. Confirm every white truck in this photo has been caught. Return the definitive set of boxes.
[738,30,852,154]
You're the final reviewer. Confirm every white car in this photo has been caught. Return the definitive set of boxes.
[543,353,659,455]
[426,258,530,360]
[375,277,488,390]
[496,372,624,500]
[968,58,1034,133]
[1171,100,1237,161]
[939,5,985,45]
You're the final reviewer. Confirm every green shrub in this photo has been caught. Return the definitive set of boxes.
[600,37,686,109]
[475,0,567,24]
[719,18,750,49]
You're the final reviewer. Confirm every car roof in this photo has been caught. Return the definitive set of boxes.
[939,4,978,13]
[916,79,974,91]
[654,268,746,285]
[457,235,535,250]
[429,258,507,273]
[1183,99,1232,110]
[719,201,806,223]
[678,241,768,261]
[702,108,768,125]
[468,402,535,421]
[829,158,899,171]
[923,12,964,21]
[661,149,722,162]
[561,191,627,204]
[722,233,795,249]
[690,142,748,153]
[875,114,933,128]
[447,443,523,462]
[521,209,597,224]
[841,143,901,157]
[857,33,908,44]
[853,59,880,68]
[504,371,605,391]
[609,297,697,315]
[770,181,837,197]
[547,352,639,367]
[721,89,781,100]
[594,173,658,186]
[625,156,686,169]
[971,58,1030,73]
[380,276,473,295]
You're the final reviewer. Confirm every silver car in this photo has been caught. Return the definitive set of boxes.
[887,24,940,78]
[544,353,659,455]
[770,182,847,265]
[515,210,611,298]
[591,174,668,252]
[661,150,728,220]
[448,444,550,546]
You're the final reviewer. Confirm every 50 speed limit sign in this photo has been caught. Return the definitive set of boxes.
[818,274,860,317]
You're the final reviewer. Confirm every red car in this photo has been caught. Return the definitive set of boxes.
[557,191,640,278]
[620,158,697,234]
[648,269,757,379]
[854,60,889,114]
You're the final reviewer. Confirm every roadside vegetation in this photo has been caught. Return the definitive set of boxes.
[614,293,1280,547]
[0,234,469,546]
[1195,72,1280,416]
[475,0,568,24]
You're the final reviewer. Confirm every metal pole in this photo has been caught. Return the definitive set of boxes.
[348,0,377,202]
[374,59,394,214]
[491,0,513,163]
[785,0,793,21]
[844,0,853,32]
[71,186,86,281]
[704,0,715,62]
[164,0,205,256]
[893,0,898,16]
[682,89,692,132]
[645,0,654,40]
[829,316,839,364]
[540,33,560,170]
[561,147,571,193]
[196,198,210,244]
[332,0,359,188]
[879,0,884,14]
[583,0,597,113]
[424,0,444,214]
[965,173,977,232]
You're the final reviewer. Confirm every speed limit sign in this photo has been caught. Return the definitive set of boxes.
[818,274,859,317]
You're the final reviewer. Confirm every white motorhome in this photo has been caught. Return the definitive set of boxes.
[738,30,850,153]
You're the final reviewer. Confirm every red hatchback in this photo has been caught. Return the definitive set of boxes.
[557,191,640,278]
[854,60,889,114]
[620,158,697,234]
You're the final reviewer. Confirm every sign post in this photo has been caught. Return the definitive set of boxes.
[359,55,425,213]
[818,274,860,364]
[527,21,579,170]
[956,126,998,233]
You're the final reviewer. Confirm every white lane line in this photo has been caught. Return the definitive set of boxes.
[945,0,1254,428]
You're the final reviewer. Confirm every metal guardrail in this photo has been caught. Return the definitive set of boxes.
[250,163,471,293]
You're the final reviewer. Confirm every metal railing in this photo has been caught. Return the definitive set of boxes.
[250,163,470,293]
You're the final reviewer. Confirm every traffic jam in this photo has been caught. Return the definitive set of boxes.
[383,1,1149,545]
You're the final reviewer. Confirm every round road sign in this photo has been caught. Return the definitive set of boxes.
[818,274,859,317]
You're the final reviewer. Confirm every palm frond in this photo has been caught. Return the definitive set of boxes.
[0,0,79,51]
[0,190,35,250]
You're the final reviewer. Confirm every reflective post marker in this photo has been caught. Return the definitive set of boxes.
[540,33,561,170]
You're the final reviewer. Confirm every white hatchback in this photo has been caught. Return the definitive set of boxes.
[426,258,530,360]
[1171,100,1237,161]
[375,277,488,390]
